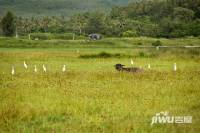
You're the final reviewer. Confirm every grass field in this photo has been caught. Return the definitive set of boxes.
[0,37,200,132]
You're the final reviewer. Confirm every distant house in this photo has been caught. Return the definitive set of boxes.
[89,34,102,40]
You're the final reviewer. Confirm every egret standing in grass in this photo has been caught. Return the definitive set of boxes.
[131,59,134,65]
[148,64,151,69]
[11,66,15,75]
[62,65,66,72]
[24,61,28,69]
[174,63,177,71]
[43,65,47,72]
[34,65,37,72]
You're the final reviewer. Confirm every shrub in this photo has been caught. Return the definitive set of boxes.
[138,52,145,57]
[152,40,162,46]
[79,52,132,58]
[122,30,137,37]
[137,42,143,45]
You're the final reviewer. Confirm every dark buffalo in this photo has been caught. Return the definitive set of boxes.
[115,64,143,73]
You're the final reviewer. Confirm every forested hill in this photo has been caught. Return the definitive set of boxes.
[1,0,200,38]
[0,0,134,17]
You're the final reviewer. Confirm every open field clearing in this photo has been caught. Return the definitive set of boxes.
[0,38,200,132]
[1,0,200,132]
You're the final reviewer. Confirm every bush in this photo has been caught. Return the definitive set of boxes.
[137,42,143,45]
[79,52,132,58]
[152,40,162,46]
[122,30,137,37]
[138,52,145,57]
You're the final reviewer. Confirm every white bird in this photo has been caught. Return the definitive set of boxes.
[62,65,66,72]
[131,59,134,65]
[156,46,159,50]
[43,65,47,72]
[11,66,15,75]
[174,63,177,71]
[34,65,37,72]
[24,61,28,69]
[148,64,151,69]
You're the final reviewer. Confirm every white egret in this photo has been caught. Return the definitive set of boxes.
[148,64,151,69]
[43,65,47,72]
[34,65,37,72]
[174,63,177,71]
[62,65,66,72]
[131,59,134,65]
[11,66,15,75]
[24,61,28,69]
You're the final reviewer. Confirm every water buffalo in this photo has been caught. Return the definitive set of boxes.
[115,64,143,73]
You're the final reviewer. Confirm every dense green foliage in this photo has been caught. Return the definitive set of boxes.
[0,11,15,36]
[74,0,200,38]
[87,0,200,38]
[0,0,200,38]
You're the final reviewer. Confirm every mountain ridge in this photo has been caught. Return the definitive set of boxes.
[0,0,134,17]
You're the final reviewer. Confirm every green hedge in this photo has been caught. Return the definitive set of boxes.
[30,33,86,40]
[122,30,138,37]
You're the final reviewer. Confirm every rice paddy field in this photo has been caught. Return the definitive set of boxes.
[0,37,200,132]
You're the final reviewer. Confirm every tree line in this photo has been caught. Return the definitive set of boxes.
[1,0,200,38]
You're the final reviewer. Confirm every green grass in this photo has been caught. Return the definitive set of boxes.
[0,37,200,132]
[0,37,200,49]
